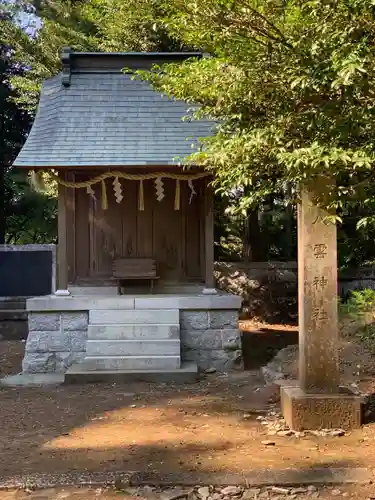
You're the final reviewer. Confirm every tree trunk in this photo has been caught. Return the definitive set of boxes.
[243,207,265,262]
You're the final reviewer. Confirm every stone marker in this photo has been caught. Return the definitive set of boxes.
[280,187,362,430]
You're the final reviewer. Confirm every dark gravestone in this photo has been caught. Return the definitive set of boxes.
[0,250,52,296]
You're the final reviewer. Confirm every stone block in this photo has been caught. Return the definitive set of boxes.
[281,385,362,431]
[182,348,243,372]
[181,329,223,350]
[89,309,179,325]
[69,330,87,351]
[25,331,71,352]
[22,352,56,373]
[0,310,27,321]
[62,312,88,331]
[29,312,60,331]
[209,310,238,329]
[55,351,86,373]
[182,349,211,370]
[26,296,134,311]
[180,311,209,330]
[134,294,242,310]
[86,339,180,356]
[80,355,181,371]
[88,324,179,340]
[221,329,242,350]
[211,349,243,371]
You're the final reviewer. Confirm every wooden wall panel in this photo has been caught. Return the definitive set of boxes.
[136,179,154,258]
[65,173,76,284]
[74,175,90,283]
[121,179,138,257]
[89,178,123,277]
[185,178,203,280]
[71,171,205,284]
[153,178,183,281]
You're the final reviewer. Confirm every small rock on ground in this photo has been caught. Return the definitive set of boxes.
[220,486,243,496]
[198,487,211,500]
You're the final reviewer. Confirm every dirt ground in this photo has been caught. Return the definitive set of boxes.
[0,340,375,487]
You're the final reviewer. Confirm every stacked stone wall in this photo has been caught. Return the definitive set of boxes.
[180,309,242,371]
[23,312,88,373]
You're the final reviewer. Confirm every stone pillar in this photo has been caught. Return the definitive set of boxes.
[281,186,362,431]
[298,188,339,392]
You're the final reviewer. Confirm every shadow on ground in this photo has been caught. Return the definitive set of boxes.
[0,368,373,485]
[0,341,373,486]
[241,327,298,370]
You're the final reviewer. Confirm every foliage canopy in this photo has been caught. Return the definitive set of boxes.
[135,0,375,224]
[6,0,375,255]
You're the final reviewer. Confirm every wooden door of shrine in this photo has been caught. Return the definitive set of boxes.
[68,172,204,285]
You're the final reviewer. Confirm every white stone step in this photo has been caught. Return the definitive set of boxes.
[69,286,118,296]
[65,361,198,384]
[86,339,180,356]
[88,324,179,340]
[80,355,180,371]
[89,309,179,325]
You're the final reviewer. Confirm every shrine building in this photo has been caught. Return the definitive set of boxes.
[13,49,242,382]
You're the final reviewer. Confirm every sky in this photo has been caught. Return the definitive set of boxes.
[1,0,41,34]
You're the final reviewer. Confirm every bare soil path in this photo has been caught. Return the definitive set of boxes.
[0,340,375,486]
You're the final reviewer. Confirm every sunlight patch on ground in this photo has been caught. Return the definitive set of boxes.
[42,407,249,451]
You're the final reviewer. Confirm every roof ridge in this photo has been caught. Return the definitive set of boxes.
[61,47,205,88]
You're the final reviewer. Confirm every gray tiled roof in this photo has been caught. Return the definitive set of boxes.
[14,52,214,168]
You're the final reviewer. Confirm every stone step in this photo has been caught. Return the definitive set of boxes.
[86,339,180,356]
[89,309,179,325]
[88,324,179,340]
[0,309,27,321]
[70,286,118,296]
[79,355,181,371]
[0,300,26,310]
[65,361,198,384]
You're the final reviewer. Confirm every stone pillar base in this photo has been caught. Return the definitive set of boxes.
[281,385,362,431]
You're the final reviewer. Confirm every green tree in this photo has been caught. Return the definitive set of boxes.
[2,0,99,111]
[136,0,375,225]
[7,0,184,109]
[0,2,32,244]
[82,0,183,52]
[0,1,57,244]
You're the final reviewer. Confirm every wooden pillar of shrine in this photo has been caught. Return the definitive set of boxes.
[203,182,216,294]
[56,171,70,295]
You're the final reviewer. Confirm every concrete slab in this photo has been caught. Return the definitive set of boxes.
[69,286,118,296]
[86,339,181,356]
[27,296,135,312]
[88,324,180,340]
[89,308,179,325]
[0,373,64,387]
[134,294,242,310]
[65,361,198,384]
[27,293,242,312]
[79,354,181,371]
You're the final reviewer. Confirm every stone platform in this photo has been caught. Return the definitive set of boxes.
[22,292,242,378]
[281,385,363,431]
[65,361,198,384]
